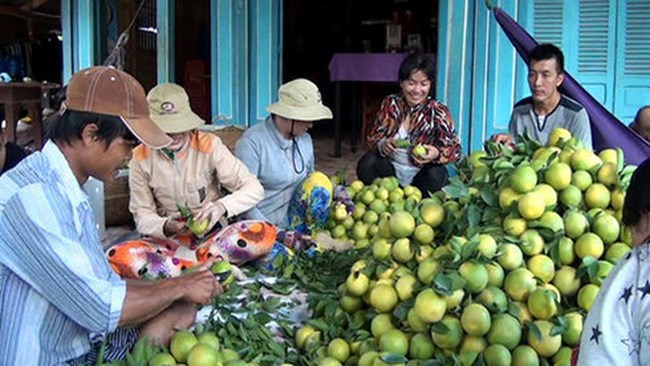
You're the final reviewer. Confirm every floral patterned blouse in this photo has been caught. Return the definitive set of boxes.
[366,94,462,164]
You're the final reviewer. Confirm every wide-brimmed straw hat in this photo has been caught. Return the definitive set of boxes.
[267,79,332,121]
[147,83,204,134]
[65,66,172,149]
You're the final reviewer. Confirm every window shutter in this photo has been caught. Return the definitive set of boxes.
[578,0,610,74]
[624,0,650,76]
[533,0,563,47]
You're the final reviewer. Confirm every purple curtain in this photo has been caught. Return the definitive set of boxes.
[492,6,650,165]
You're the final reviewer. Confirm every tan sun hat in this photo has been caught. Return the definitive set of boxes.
[267,79,333,121]
[65,66,172,149]
[146,83,205,134]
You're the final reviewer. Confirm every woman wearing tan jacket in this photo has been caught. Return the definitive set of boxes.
[128,83,264,240]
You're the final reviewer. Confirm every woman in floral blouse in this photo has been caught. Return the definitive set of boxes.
[356,53,462,195]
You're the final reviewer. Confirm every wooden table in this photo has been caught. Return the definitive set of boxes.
[0,82,60,149]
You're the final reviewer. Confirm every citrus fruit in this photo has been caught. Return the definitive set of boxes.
[407,308,428,332]
[571,148,603,171]
[379,329,409,355]
[528,320,561,358]
[461,303,492,336]
[186,343,222,366]
[544,162,572,190]
[346,270,370,296]
[296,325,316,349]
[519,230,544,256]
[503,215,527,236]
[562,312,583,346]
[148,353,177,366]
[534,183,558,207]
[512,345,539,366]
[413,223,435,245]
[431,315,463,349]
[611,188,625,210]
[527,287,558,320]
[370,314,395,338]
[420,202,445,227]
[563,210,589,239]
[196,331,220,351]
[417,258,441,285]
[340,295,362,312]
[357,351,379,366]
[518,192,546,220]
[487,313,522,350]
[409,333,435,360]
[592,214,620,244]
[483,344,512,366]
[459,261,489,293]
[389,211,416,238]
[444,288,466,310]
[575,232,605,259]
[577,283,600,311]
[499,187,521,210]
[485,262,505,287]
[369,284,398,313]
[559,185,583,208]
[509,301,533,324]
[504,268,536,301]
[316,357,342,366]
[510,165,538,193]
[571,170,593,191]
[539,211,564,232]
[328,338,350,362]
[497,243,524,270]
[477,286,509,313]
[414,288,446,323]
[527,254,555,283]
[558,237,576,265]
[460,335,487,354]
[552,266,581,297]
[391,238,415,263]
[605,242,632,264]
[548,128,572,147]
[478,234,498,258]
[597,162,618,186]
[170,330,199,363]
[584,183,611,209]
[394,274,418,301]
[221,348,239,362]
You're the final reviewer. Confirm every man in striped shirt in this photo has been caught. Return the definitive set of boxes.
[0,66,223,365]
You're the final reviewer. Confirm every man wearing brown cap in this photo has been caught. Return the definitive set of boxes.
[0,67,223,365]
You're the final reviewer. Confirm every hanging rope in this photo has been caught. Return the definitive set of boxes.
[103,0,147,70]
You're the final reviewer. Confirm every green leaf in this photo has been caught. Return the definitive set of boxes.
[480,188,499,207]
[468,204,481,228]
[431,321,450,334]
[442,179,469,199]
[528,321,543,342]
[381,353,409,364]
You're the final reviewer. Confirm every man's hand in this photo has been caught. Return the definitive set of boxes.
[178,258,223,305]
[412,144,439,166]
[193,201,226,234]
[492,133,514,145]
[377,139,396,157]
[163,216,190,237]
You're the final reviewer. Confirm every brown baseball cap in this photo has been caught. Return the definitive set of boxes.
[65,66,172,149]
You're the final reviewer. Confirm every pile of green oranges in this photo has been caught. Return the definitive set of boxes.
[297,128,635,366]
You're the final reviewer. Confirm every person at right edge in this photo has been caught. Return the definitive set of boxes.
[493,43,592,149]
[355,52,462,196]
[575,157,650,365]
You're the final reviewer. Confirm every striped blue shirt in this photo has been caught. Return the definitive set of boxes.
[0,141,126,365]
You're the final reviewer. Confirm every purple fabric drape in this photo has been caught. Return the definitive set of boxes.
[492,6,650,165]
